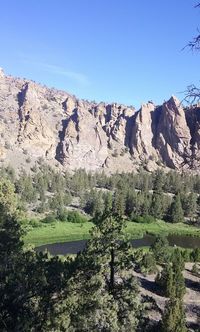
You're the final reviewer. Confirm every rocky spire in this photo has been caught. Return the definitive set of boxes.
[0,67,5,78]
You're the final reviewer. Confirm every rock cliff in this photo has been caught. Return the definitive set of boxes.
[0,68,200,173]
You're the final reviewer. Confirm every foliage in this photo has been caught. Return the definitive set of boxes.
[191,247,200,262]
[42,213,57,223]
[160,249,187,332]
[131,215,155,224]
[138,251,157,275]
[66,210,88,223]
[151,235,170,264]
[170,193,184,223]
[191,263,200,277]
[65,213,144,331]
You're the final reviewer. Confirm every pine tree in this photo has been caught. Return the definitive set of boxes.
[0,178,73,331]
[160,249,187,332]
[66,213,143,331]
[153,170,165,193]
[150,191,165,219]
[156,263,174,297]
[113,189,126,216]
[170,193,184,223]
[139,251,157,274]
[184,192,197,220]
[161,298,187,332]
[171,249,186,299]
[151,235,170,264]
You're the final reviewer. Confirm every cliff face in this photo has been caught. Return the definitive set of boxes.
[0,68,200,173]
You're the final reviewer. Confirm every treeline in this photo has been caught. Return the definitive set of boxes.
[1,179,199,331]
[0,165,200,224]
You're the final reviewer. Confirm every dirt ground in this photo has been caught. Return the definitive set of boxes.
[133,263,200,331]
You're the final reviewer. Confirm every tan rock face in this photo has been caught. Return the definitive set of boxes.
[131,102,157,160]
[0,68,5,78]
[17,82,56,157]
[156,96,191,168]
[0,69,200,173]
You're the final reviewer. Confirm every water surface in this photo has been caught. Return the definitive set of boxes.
[36,234,200,255]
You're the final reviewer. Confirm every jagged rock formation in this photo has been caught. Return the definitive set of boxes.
[0,68,200,173]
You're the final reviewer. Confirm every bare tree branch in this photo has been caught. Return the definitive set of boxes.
[183,3,200,104]
[184,3,200,50]
[183,84,200,104]
[187,31,200,51]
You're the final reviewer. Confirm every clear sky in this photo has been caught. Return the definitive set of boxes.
[0,0,199,109]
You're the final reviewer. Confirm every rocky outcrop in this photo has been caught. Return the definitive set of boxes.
[131,102,157,158]
[156,96,191,169]
[0,68,200,173]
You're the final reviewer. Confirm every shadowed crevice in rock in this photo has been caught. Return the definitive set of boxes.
[17,83,30,143]
[17,83,29,122]
[105,104,112,123]
[151,106,162,150]
[185,106,200,168]
[55,109,79,164]
[55,117,70,164]
[127,112,137,154]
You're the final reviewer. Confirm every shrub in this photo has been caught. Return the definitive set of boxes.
[191,248,200,262]
[42,213,57,223]
[138,252,157,275]
[181,249,191,262]
[131,215,155,224]
[29,218,40,228]
[66,211,87,223]
[57,209,68,222]
[191,263,200,276]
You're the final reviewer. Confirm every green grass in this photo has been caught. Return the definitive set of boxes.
[24,222,94,246]
[125,220,200,238]
[23,219,200,247]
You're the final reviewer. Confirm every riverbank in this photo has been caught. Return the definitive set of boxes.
[23,220,200,247]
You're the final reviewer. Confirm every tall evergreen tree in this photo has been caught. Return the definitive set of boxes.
[160,249,187,332]
[161,298,187,332]
[151,236,170,264]
[0,178,73,331]
[150,191,165,219]
[65,213,143,331]
[170,193,184,223]
[113,189,126,216]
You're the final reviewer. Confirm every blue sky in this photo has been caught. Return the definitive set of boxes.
[0,0,199,109]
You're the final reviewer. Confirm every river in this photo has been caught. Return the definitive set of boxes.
[36,234,200,255]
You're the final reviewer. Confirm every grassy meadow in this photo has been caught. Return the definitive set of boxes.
[23,219,200,247]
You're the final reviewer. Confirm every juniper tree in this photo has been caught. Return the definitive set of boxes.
[151,235,170,264]
[160,249,187,332]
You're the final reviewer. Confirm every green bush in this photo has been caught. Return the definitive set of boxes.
[131,215,155,224]
[42,213,57,223]
[191,247,200,262]
[191,263,200,276]
[180,249,191,262]
[138,251,157,275]
[57,209,68,222]
[66,211,87,223]
[29,218,40,228]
